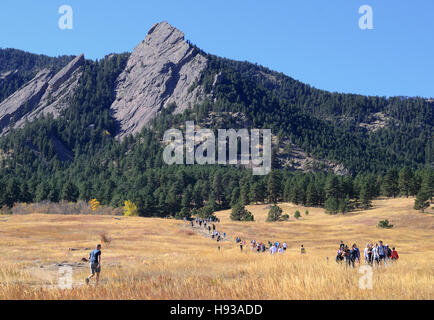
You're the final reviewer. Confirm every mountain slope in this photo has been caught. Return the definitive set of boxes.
[0,54,84,135]
[0,21,432,216]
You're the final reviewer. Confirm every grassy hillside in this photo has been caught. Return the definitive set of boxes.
[0,197,432,299]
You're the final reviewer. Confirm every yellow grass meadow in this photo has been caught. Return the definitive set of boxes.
[0,197,432,300]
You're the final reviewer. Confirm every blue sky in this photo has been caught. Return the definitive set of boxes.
[0,0,433,98]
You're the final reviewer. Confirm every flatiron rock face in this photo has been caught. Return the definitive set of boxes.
[110,21,208,138]
[0,54,84,135]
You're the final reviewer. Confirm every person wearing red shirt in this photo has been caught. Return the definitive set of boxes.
[391,247,399,261]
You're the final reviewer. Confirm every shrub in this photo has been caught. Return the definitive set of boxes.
[198,206,215,219]
[123,200,139,216]
[267,205,282,222]
[230,204,254,222]
[281,214,290,221]
[305,210,309,216]
[378,219,394,229]
[175,207,191,220]
[294,210,301,219]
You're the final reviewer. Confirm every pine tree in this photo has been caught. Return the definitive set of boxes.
[398,167,414,197]
[305,182,316,206]
[324,197,339,214]
[192,183,203,208]
[339,195,351,214]
[181,185,193,209]
[266,205,282,222]
[359,183,372,209]
[230,203,254,221]
[212,172,223,204]
[421,169,434,202]
[230,187,241,207]
[325,175,341,200]
[414,191,430,213]
[382,169,399,197]
[61,181,79,202]
[267,170,281,204]
[240,183,250,206]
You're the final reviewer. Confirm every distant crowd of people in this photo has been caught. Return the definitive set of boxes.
[185,218,400,266]
[235,237,307,255]
[186,216,226,245]
[336,240,399,267]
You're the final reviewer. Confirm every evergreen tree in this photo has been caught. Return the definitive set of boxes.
[266,205,282,222]
[267,170,281,204]
[61,181,79,202]
[324,197,339,214]
[359,183,372,209]
[398,167,414,197]
[181,185,193,209]
[325,175,341,200]
[230,187,241,207]
[339,195,351,214]
[230,203,254,221]
[414,191,430,213]
[382,169,399,197]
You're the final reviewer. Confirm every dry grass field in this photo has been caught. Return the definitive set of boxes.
[0,197,432,300]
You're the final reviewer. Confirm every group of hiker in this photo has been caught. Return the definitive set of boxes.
[234,237,307,255]
[336,240,399,267]
[187,216,226,243]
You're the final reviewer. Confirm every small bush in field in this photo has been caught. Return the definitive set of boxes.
[281,214,290,221]
[378,219,393,229]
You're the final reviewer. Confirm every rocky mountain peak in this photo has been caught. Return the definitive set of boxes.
[110,21,208,138]
[0,54,85,135]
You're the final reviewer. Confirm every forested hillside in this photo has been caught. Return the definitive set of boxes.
[0,28,432,217]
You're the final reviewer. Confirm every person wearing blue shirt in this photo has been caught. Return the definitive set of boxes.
[86,244,102,285]
[378,240,387,266]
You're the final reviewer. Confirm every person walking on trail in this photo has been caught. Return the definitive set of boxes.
[391,247,399,261]
[351,243,360,264]
[385,244,392,264]
[86,244,102,285]
[300,244,306,254]
[378,241,387,266]
[372,243,380,265]
[283,242,287,251]
[270,244,277,255]
[364,243,370,264]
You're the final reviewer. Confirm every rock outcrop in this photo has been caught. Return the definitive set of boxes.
[110,21,208,138]
[0,54,84,135]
